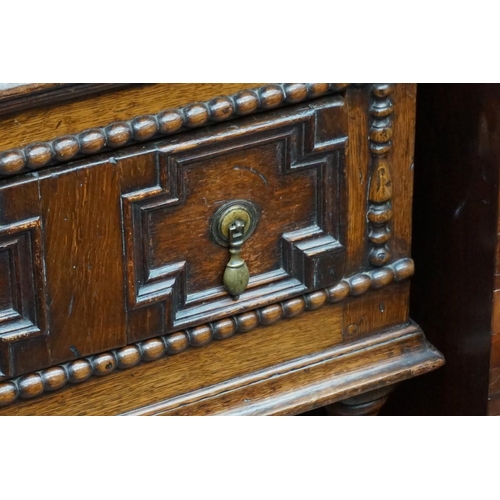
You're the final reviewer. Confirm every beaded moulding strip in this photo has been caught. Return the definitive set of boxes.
[367,84,394,266]
[0,83,351,178]
[0,258,414,408]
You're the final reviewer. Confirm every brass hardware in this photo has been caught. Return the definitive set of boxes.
[211,201,259,299]
[223,219,250,300]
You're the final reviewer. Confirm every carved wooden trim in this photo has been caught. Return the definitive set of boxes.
[0,217,48,378]
[131,327,442,416]
[0,83,134,117]
[0,83,351,178]
[367,84,394,266]
[0,257,414,407]
[122,98,348,333]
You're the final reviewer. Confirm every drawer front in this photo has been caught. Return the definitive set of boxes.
[119,96,347,338]
[0,84,415,388]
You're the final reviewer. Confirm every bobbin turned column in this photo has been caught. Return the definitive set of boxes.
[0,84,444,416]
[367,83,394,267]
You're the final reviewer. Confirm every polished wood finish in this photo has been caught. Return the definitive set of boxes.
[325,385,395,416]
[383,84,500,416]
[367,84,394,267]
[121,95,348,337]
[0,83,132,117]
[0,84,347,177]
[0,259,416,407]
[0,83,443,415]
[0,320,441,416]
[0,84,265,177]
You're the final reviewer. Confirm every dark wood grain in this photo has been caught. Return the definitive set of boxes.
[0,84,133,117]
[39,160,127,363]
[117,97,349,337]
[345,86,370,274]
[0,84,263,156]
[132,324,442,416]
[343,283,410,341]
[0,84,350,178]
[0,320,442,416]
[0,258,416,406]
[0,180,49,378]
[0,83,441,415]
[367,84,394,267]
[1,92,352,377]
[0,250,12,311]
[383,84,500,416]
[389,83,416,259]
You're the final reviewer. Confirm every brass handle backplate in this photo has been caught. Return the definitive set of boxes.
[211,200,259,300]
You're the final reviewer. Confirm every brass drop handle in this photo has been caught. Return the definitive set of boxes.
[211,200,259,300]
[223,219,250,299]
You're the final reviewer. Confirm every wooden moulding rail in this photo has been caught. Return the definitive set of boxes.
[0,83,352,178]
[0,257,416,409]
[0,83,133,117]
[128,322,444,416]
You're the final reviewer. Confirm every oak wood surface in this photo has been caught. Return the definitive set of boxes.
[0,84,261,152]
[0,84,347,179]
[0,301,342,415]
[0,83,132,117]
[0,257,417,408]
[0,179,50,376]
[344,87,369,274]
[0,317,442,416]
[40,161,127,362]
[0,83,440,415]
[390,84,416,258]
[343,282,409,340]
[144,326,442,416]
[383,84,500,416]
[0,92,353,377]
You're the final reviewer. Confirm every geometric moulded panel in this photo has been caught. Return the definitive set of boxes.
[0,217,47,378]
[121,97,348,336]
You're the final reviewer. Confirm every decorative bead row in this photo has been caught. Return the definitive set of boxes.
[0,257,414,408]
[367,84,394,266]
[0,83,350,178]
